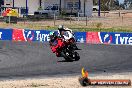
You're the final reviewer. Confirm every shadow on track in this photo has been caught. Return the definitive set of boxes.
[57,60,74,62]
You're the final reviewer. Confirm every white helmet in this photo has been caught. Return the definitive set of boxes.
[58,25,64,30]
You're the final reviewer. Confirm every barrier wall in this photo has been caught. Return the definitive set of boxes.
[0,28,132,45]
[86,32,132,45]
[0,28,12,40]
[12,28,50,42]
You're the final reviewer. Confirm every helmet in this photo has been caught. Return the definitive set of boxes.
[58,25,64,29]
[58,25,65,35]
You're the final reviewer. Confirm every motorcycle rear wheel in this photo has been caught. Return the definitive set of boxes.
[61,52,72,61]
[74,52,80,61]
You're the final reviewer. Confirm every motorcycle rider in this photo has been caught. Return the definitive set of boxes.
[58,25,73,41]
[58,25,78,50]
[49,25,78,57]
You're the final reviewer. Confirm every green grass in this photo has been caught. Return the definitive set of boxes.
[70,28,132,32]
[0,22,132,32]
[37,25,132,32]
[46,27,132,33]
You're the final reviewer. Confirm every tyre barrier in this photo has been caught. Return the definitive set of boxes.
[0,28,132,45]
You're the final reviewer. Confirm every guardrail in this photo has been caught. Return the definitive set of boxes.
[0,28,131,45]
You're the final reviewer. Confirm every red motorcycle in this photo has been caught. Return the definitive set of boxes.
[49,36,80,61]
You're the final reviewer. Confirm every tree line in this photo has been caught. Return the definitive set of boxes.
[93,0,132,10]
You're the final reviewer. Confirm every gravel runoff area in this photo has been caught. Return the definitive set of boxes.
[0,72,132,88]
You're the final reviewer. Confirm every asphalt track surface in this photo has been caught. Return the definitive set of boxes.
[0,41,132,78]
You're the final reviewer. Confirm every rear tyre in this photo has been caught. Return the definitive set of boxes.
[61,52,72,61]
[74,52,80,61]
[65,52,73,61]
